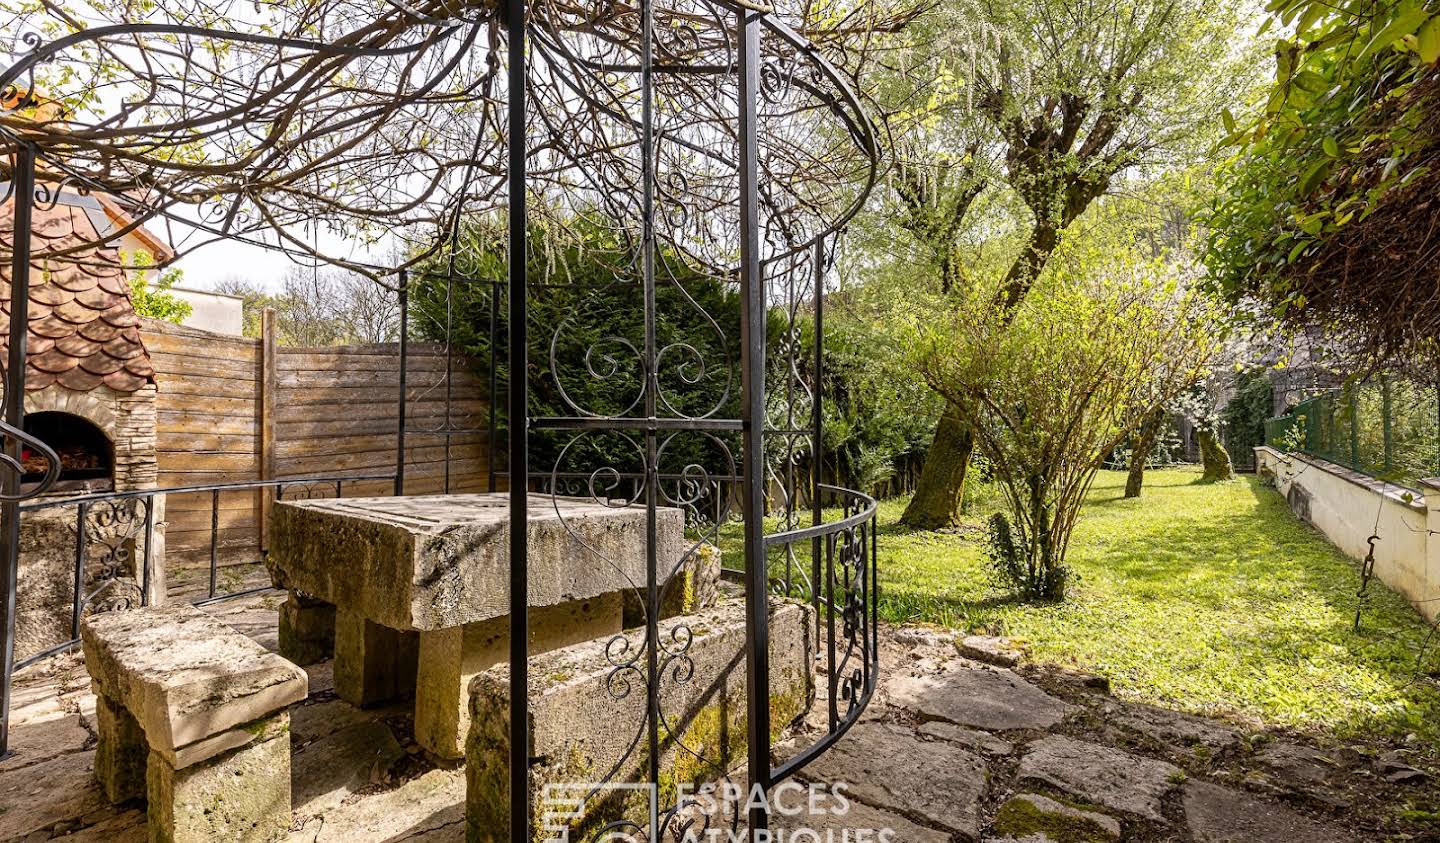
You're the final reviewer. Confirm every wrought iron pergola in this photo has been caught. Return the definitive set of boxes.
[0,0,885,836]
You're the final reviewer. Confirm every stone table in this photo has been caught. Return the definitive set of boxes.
[267,493,684,758]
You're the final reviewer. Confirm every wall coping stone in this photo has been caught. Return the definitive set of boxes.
[1254,445,1426,513]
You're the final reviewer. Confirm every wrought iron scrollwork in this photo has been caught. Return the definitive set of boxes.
[68,498,150,620]
[0,420,59,501]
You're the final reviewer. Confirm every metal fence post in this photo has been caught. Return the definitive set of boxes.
[505,0,530,836]
[395,272,408,497]
[1349,386,1358,469]
[1382,377,1393,474]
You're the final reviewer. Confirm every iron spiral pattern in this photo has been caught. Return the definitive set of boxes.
[0,0,885,835]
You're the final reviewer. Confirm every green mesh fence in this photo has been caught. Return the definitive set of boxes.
[1265,377,1440,489]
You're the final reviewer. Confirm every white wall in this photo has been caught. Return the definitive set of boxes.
[167,286,245,336]
[1255,446,1439,621]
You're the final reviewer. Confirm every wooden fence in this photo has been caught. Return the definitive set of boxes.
[143,318,491,576]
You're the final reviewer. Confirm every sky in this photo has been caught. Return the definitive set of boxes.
[162,206,399,293]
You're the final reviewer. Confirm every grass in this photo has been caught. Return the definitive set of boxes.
[750,467,1440,746]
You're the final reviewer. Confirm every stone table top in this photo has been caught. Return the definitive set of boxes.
[267,493,684,631]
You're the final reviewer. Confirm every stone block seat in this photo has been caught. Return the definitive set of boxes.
[79,603,307,843]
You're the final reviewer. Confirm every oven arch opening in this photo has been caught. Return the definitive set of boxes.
[21,411,115,494]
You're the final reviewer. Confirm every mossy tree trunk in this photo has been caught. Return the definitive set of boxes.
[1124,407,1166,499]
[1198,427,1235,482]
[900,403,973,530]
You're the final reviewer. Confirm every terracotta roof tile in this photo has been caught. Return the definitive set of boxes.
[75,287,122,310]
[0,192,156,393]
[78,322,120,343]
[48,272,99,293]
[53,299,95,323]
[30,286,72,306]
[101,336,144,359]
[2,301,55,321]
[56,368,104,391]
[30,347,78,374]
[100,306,140,329]
[78,354,124,376]
[30,313,76,338]
[102,370,146,391]
[54,335,100,357]
[24,368,53,390]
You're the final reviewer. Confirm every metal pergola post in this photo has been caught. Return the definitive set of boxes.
[737,6,770,833]
[505,0,530,836]
[811,240,825,643]
[0,142,35,757]
[395,271,409,497]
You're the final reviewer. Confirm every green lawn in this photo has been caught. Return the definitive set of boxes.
[866,468,1440,745]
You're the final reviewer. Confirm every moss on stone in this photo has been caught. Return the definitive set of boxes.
[992,798,1114,843]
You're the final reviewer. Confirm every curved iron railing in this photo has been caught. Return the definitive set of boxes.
[765,484,879,785]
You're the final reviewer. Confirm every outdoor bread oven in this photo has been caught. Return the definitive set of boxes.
[2,190,161,661]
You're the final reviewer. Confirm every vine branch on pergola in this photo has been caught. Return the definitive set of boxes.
[0,0,919,288]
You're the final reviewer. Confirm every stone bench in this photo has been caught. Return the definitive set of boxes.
[80,604,308,843]
[465,598,815,841]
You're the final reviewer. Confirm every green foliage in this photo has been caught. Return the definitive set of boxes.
[123,251,192,324]
[983,510,1070,599]
[1222,369,1275,441]
[914,253,1221,600]
[1108,418,1184,471]
[874,468,1440,749]
[803,302,941,495]
[992,796,1115,843]
[1221,368,1276,456]
[1206,0,1440,347]
[409,214,742,479]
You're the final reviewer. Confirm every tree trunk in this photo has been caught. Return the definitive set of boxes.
[996,223,1060,313]
[1124,408,1166,499]
[1198,428,1235,483]
[900,403,973,530]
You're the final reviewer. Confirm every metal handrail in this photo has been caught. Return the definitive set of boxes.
[763,483,877,547]
[764,483,879,786]
[10,472,396,673]
[19,472,395,511]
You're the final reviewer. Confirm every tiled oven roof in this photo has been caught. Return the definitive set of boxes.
[0,190,157,393]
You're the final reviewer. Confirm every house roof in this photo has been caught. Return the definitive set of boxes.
[0,190,157,393]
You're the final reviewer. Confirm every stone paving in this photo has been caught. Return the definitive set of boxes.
[773,628,1428,842]
[0,595,1431,842]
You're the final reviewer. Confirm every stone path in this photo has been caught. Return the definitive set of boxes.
[769,629,1430,842]
[0,597,1431,842]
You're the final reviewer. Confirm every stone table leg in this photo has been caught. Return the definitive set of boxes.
[278,591,335,666]
[146,715,291,843]
[333,609,419,708]
[415,592,624,759]
[94,691,148,803]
